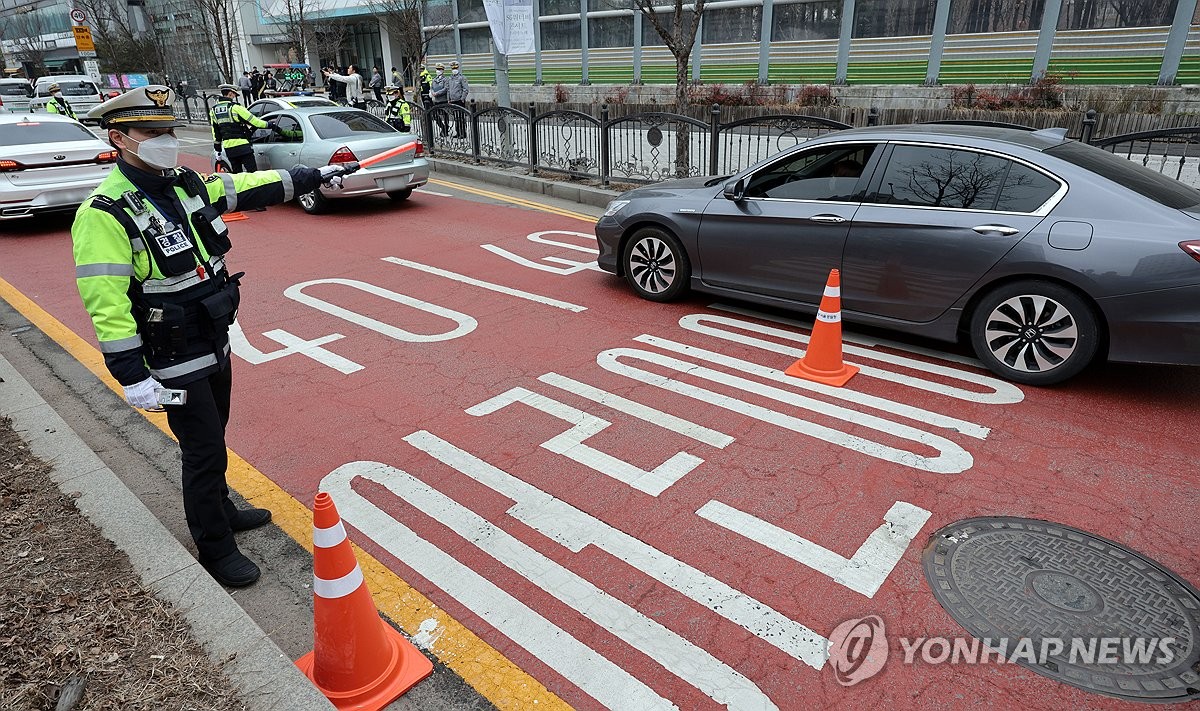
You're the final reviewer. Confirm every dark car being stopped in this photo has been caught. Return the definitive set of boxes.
[594,125,1200,385]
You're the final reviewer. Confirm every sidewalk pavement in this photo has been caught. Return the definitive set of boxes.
[0,353,335,711]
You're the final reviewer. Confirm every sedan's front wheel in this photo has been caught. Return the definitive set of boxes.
[970,281,1100,385]
[621,227,690,302]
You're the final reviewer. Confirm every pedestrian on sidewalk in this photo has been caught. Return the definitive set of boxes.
[447,60,470,138]
[370,67,383,102]
[324,65,365,109]
[69,86,359,588]
[237,72,252,105]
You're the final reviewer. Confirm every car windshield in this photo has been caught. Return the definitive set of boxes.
[38,82,97,97]
[0,84,31,96]
[1046,141,1200,210]
[0,120,97,146]
[309,111,395,139]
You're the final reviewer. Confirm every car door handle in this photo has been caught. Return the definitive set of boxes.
[810,214,847,224]
[973,225,1020,236]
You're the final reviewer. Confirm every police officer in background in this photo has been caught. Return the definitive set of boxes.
[45,83,76,119]
[210,84,272,175]
[383,86,411,132]
[70,85,358,587]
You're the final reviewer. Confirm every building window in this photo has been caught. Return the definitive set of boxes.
[589,0,631,10]
[1058,0,1174,29]
[772,0,841,41]
[541,0,581,16]
[457,0,487,23]
[853,0,937,38]
[460,26,493,53]
[703,6,761,43]
[589,16,633,48]
[423,0,455,25]
[428,31,456,55]
[541,18,582,49]
[949,0,1044,33]
[641,10,696,46]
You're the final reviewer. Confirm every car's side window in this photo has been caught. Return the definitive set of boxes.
[871,145,1010,210]
[744,144,877,202]
[995,162,1061,213]
[249,104,267,117]
[273,116,302,143]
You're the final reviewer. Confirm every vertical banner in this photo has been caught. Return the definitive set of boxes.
[483,0,536,55]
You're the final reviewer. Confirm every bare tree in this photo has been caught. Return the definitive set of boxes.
[194,0,243,82]
[1,3,53,78]
[73,0,164,76]
[372,0,453,86]
[264,0,315,63]
[311,16,351,67]
[631,0,706,175]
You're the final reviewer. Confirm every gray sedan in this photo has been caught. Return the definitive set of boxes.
[214,106,429,214]
[595,124,1200,385]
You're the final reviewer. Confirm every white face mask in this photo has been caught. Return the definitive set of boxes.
[436,70,444,75]
[52,91,62,98]
[127,133,180,170]
[452,68,460,74]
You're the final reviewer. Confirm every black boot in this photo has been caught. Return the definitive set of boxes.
[201,549,260,587]
[229,507,272,532]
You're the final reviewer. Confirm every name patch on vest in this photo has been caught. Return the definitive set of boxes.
[154,227,194,257]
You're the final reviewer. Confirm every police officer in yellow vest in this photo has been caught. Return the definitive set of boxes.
[210,84,271,174]
[383,86,411,131]
[45,83,77,119]
[71,86,358,587]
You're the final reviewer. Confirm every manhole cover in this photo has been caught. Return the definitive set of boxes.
[924,517,1200,703]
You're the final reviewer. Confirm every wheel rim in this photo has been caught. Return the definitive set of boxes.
[299,192,315,209]
[984,294,1079,374]
[628,236,677,294]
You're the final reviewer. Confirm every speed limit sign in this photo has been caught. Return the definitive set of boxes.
[69,8,86,23]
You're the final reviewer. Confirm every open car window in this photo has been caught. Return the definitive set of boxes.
[744,143,877,202]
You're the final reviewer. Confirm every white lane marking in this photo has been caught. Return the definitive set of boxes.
[697,501,933,599]
[320,463,673,711]
[414,189,454,197]
[383,257,587,312]
[228,319,363,373]
[538,372,735,449]
[406,431,830,670]
[638,335,989,440]
[598,348,973,474]
[285,278,476,343]
[527,230,599,254]
[482,230,602,275]
[326,459,773,711]
[688,311,1024,405]
[467,387,702,496]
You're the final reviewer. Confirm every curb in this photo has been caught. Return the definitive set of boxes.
[0,354,334,711]
[429,157,620,208]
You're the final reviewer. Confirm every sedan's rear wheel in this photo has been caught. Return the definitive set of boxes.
[387,188,413,202]
[298,189,330,215]
[969,281,1100,385]
[622,227,690,302]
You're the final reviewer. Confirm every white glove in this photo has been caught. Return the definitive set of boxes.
[318,162,360,188]
[123,376,165,411]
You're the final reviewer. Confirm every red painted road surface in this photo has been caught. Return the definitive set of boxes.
[3,172,1198,710]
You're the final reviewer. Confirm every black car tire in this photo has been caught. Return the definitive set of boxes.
[621,227,690,302]
[297,189,330,215]
[387,188,413,202]
[969,280,1100,386]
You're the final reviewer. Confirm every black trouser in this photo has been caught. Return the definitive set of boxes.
[373,87,383,101]
[388,118,410,132]
[165,362,238,561]
[433,101,449,135]
[241,89,252,105]
[451,99,467,137]
[226,145,257,173]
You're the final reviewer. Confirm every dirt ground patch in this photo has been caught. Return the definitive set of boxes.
[0,416,245,711]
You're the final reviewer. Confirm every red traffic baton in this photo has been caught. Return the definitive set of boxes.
[358,141,418,169]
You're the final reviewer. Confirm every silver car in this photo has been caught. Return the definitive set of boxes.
[595,124,1200,385]
[0,112,117,221]
[214,106,428,214]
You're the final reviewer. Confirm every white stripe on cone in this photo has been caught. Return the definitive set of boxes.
[816,310,841,323]
[823,286,840,298]
[314,565,364,599]
[313,520,348,548]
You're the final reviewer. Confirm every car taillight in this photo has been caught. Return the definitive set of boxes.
[95,150,118,163]
[414,140,424,158]
[329,146,357,164]
[1181,240,1200,264]
[0,160,24,171]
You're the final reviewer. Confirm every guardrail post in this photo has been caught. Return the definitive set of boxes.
[422,105,435,152]
[528,102,538,175]
[470,99,481,163]
[867,106,879,126]
[1081,108,1098,144]
[600,103,610,188]
[709,103,721,176]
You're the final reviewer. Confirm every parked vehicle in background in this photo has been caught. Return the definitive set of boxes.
[0,78,34,113]
[30,75,104,121]
[213,105,429,214]
[0,113,118,221]
[595,124,1200,385]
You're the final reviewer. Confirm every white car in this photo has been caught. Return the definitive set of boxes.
[30,75,105,121]
[0,78,34,114]
[0,113,117,221]
[247,96,337,118]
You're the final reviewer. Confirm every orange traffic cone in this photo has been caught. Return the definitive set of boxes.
[785,268,860,387]
[223,211,249,221]
[296,493,432,709]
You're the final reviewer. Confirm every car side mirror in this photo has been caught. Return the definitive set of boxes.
[723,178,745,202]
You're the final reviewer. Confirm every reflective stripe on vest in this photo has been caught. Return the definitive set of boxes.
[149,342,231,380]
[140,255,226,294]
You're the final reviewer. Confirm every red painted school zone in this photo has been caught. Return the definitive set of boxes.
[3,187,1197,711]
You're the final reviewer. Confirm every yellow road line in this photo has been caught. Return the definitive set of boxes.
[429,177,600,223]
[0,275,571,711]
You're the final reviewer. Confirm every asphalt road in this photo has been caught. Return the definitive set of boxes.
[2,143,1198,710]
